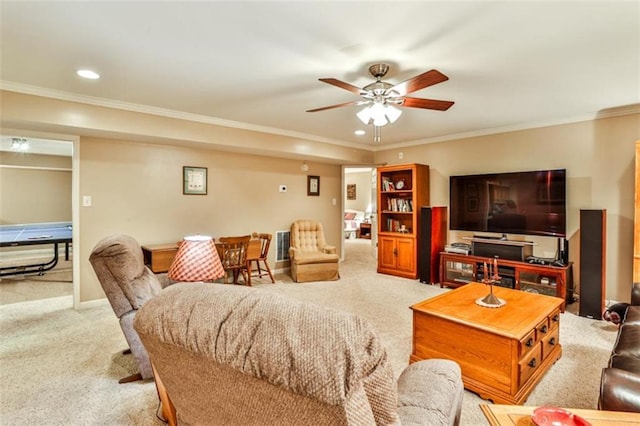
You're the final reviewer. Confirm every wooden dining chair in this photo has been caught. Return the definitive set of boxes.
[246,232,275,284]
[215,235,251,285]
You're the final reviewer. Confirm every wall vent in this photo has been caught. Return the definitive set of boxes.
[275,230,290,262]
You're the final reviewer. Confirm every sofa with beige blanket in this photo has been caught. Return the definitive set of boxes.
[134,283,464,425]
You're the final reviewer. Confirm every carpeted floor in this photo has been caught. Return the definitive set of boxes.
[0,257,73,305]
[0,239,618,425]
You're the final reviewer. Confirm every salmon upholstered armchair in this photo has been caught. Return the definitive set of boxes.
[134,283,464,426]
[289,220,339,282]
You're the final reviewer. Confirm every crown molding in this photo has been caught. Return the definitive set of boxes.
[0,81,373,152]
[375,104,640,152]
[4,81,636,154]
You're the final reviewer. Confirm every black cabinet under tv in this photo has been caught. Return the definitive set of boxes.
[439,252,574,311]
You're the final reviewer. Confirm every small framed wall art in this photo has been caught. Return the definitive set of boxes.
[347,184,356,200]
[307,175,320,196]
[183,166,208,195]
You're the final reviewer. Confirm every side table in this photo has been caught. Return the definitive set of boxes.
[141,243,179,273]
[359,223,372,239]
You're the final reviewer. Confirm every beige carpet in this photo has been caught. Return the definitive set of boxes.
[0,239,617,425]
[0,257,73,305]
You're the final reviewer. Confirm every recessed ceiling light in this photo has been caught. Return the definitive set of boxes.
[354,130,366,136]
[77,69,100,80]
[11,137,29,151]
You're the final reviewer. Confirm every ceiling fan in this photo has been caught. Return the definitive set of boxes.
[307,64,455,136]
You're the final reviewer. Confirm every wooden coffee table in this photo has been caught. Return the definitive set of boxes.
[410,283,563,405]
[480,404,640,425]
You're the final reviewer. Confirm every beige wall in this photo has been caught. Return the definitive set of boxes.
[79,137,342,302]
[0,153,72,225]
[374,114,640,302]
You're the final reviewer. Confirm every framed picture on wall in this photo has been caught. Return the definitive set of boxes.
[347,184,356,200]
[183,166,207,195]
[307,175,320,196]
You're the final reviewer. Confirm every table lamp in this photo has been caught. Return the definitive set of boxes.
[167,235,224,282]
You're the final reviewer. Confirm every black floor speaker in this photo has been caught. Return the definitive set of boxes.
[418,206,447,284]
[579,209,606,319]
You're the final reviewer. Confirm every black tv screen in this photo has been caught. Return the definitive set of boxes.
[449,169,566,238]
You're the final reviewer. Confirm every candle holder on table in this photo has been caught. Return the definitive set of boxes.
[475,258,507,308]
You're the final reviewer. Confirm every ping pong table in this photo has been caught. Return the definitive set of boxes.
[0,222,72,278]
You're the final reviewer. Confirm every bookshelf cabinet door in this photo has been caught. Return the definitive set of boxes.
[379,236,397,270]
[396,237,415,273]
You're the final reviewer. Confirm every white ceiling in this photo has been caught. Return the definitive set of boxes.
[1,1,638,150]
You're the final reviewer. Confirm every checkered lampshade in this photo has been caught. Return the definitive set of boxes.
[167,235,225,282]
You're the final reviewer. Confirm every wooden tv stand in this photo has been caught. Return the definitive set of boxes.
[440,252,573,311]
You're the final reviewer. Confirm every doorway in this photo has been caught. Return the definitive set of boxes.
[342,166,377,265]
[0,134,75,306]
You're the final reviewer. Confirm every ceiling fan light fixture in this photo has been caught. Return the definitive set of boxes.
[308,64,452,142]
[385,104,402,124]
[356,106,374,125]
[370,102,389,127]
[372,114,387,127]
[358,102,402,127]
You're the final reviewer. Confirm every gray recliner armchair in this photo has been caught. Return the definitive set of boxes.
[89,234,169,383]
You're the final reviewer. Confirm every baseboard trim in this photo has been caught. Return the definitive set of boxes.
[78,297,108,310]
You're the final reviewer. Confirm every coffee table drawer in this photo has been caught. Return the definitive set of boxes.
[542,327,560,359]
[519,329,537,357]
[536,318,551,340]
[549,309,561,329]
[519,343,542,386]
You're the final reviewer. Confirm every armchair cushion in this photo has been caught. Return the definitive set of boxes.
[322,245,337,254]
[290,220,332,254]
[90,234,163,317]
[397,359,464,425]
[292,252,339,265]
[599,367,640,412]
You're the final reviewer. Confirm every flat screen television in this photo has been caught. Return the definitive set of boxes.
[449,169,566,238]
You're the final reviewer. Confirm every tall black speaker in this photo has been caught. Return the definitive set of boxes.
[418,206,447,284]
[557,237,569,265]
[579,209,606,319]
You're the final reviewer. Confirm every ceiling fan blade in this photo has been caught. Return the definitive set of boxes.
[401,97,455,111]
[319,78,366,95]
[306,100,365,113]
[390,69,449,96]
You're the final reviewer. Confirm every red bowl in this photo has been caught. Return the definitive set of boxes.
[531,406,592,426]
